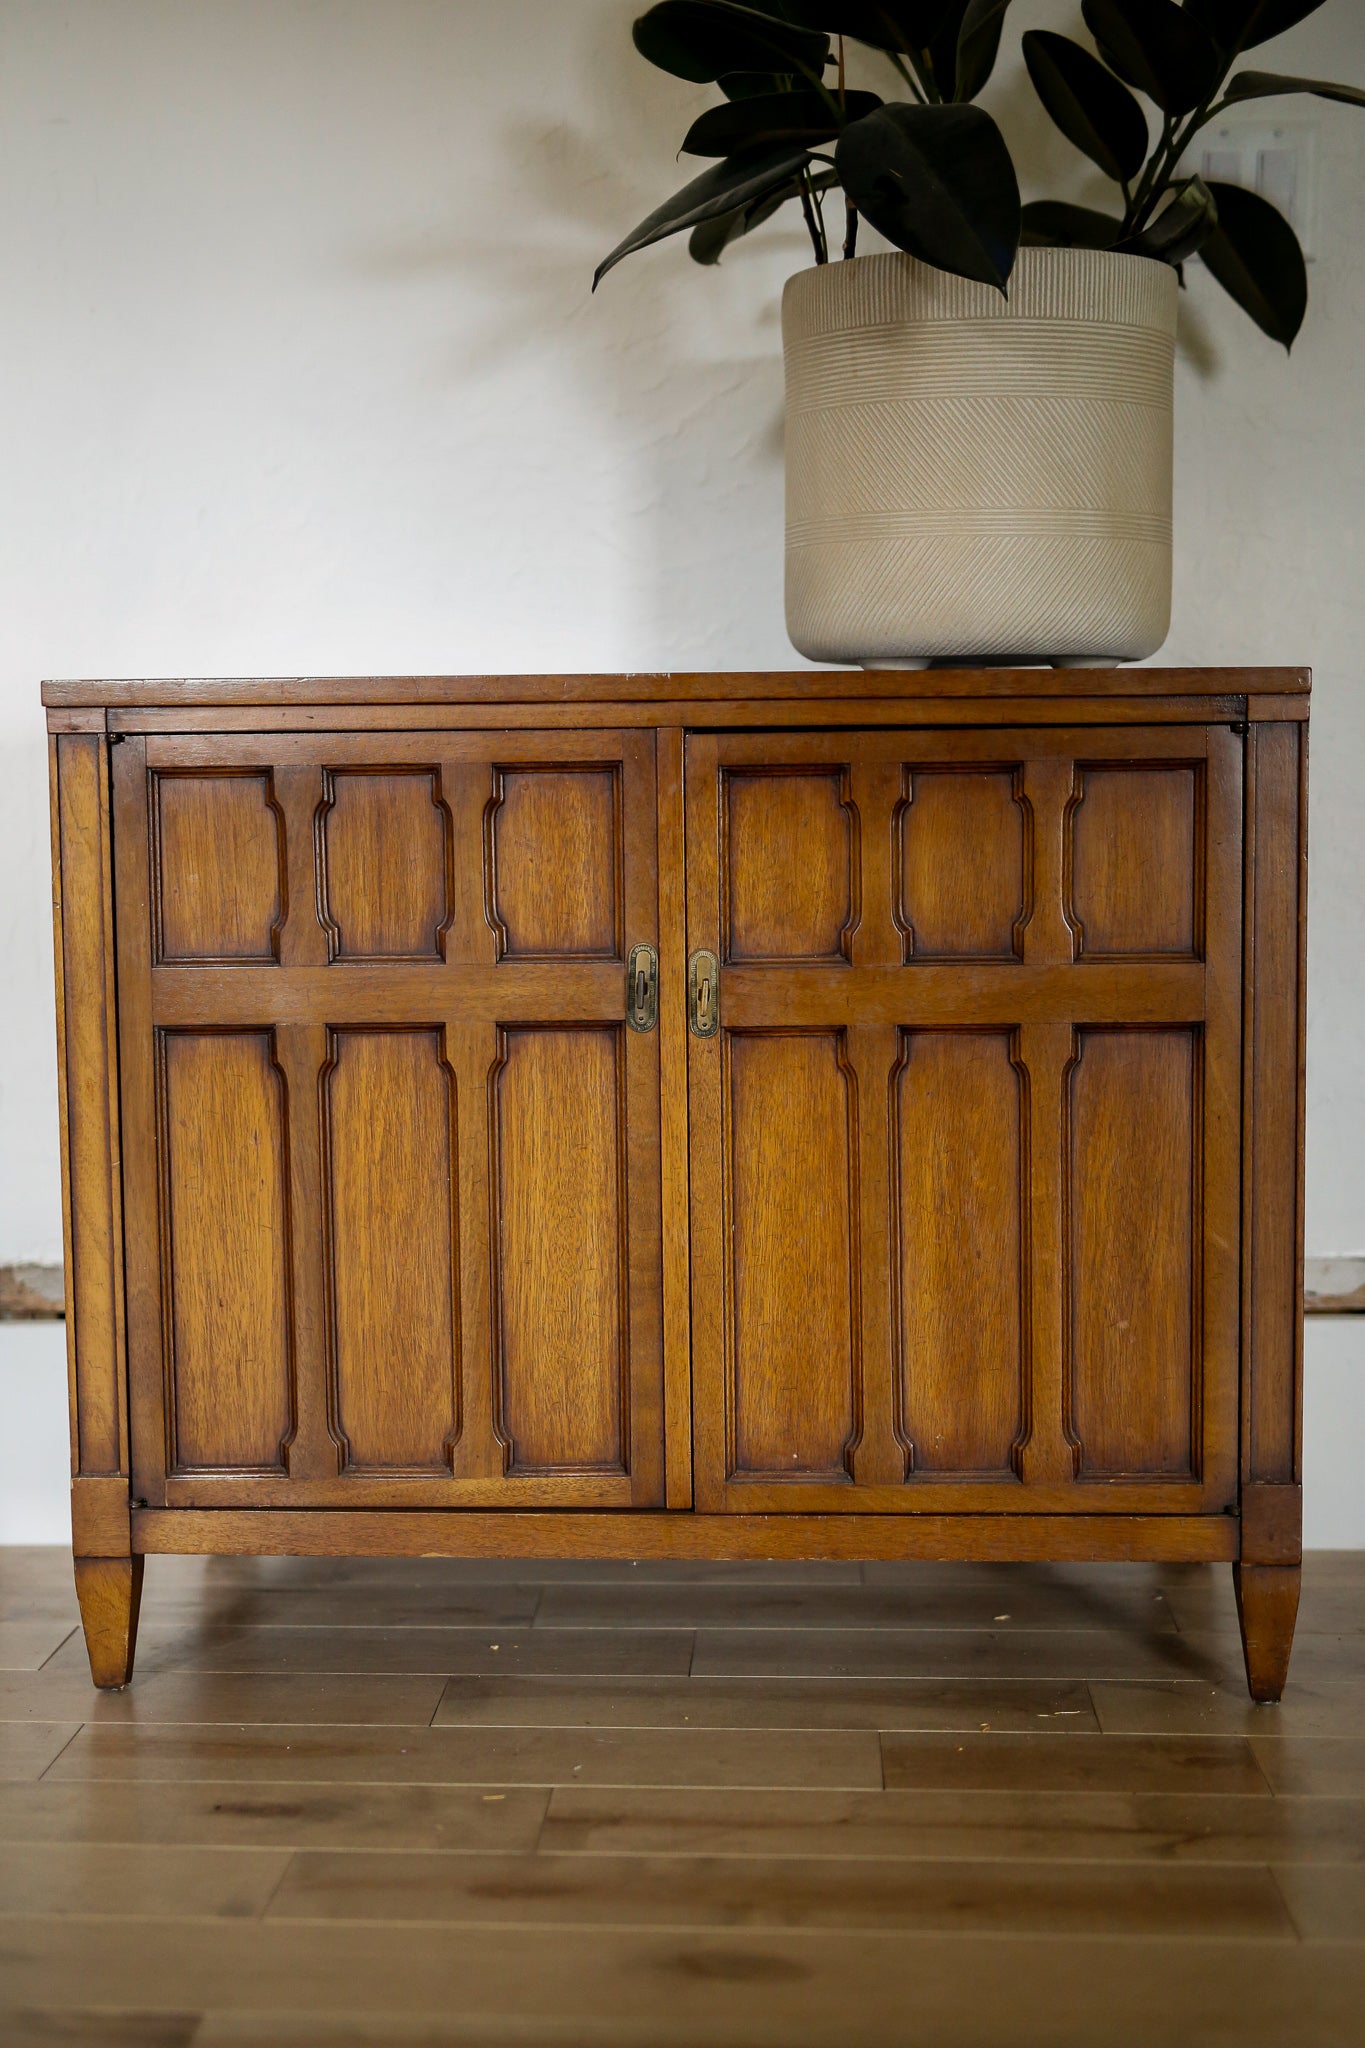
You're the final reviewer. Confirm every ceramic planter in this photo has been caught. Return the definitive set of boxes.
[782,248,1179,668]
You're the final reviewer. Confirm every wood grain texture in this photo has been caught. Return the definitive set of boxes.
[488,766,620,958]
[723,767,854,961]
[73,1556,144,1688]
[160,1032,293,1474]
[325,1029,460,1474]
[895,1031,1025,1477]
[319,768,452,959]
[153,771,283,962]
[1069,763,1199,958]
[900,768,1027,959]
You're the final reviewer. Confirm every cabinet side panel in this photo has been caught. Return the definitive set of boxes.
[325,1028,460,1473]
[161,1031,293,1473]
[1246,722,1307,1493]
[1069,1028,1197,1478]
[495,1026,627,1473]
[895,1030,1025,1476]
[726,1031,857,1482]
[53,734,127,1482]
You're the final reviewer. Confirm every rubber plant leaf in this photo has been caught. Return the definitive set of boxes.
[1199,179,1307,345]
[1023,30,1149,186]
[682,87,882,155]
[835,101,1021,290]
[720,69,796,96]
[1222,70,1365,110]
[1082,0,1221,116]
[595,143,815,286]
[1126,175,1219,263]
[632,2,830,84]
[1020,199,1124,248]
[1182,1,1327,56]
[954,0,1016,102]
[688,167,837,261]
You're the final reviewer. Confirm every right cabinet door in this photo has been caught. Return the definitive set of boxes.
[686,725,1243,1515]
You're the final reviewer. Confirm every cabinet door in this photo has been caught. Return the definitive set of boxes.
[114,731,663,1509]
[686,726,1242,1515]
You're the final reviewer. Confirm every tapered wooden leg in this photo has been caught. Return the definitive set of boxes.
[1233,1562,1301,1704]
[73,1556,144,1689]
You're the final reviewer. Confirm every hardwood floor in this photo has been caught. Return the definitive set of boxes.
[1,1548,1362,2047]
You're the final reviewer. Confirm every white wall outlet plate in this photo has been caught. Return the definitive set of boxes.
[1181,115,1319,260]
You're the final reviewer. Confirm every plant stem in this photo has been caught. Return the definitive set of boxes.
[885,49,927,104]
[799,171,827,264]
[844,199,859,261]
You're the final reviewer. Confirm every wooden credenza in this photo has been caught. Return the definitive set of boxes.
[45,669,1309,1698]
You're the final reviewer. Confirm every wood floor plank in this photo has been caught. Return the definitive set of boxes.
[0,1780,549,1854]
[1164,1578,1365,1638]
[0,1671,449,1729]
[41,1628,696,1681]
[43,1723,884,1791]
[542,1784,1365,1864]
[2,1920,1363,2048]
[1176,1631,1365,1684]
[431,1675,1098,1732]
[0,1626,77,1673]
[263,1846,1294,1938]
[691,1627,1232,1684]
[1091,1677,1365,1739]
[1249,1738,1365,1798]
[0,1725,80,1784]
[879,1732,1271,1796]
[0,1842,291,1920]
[535,1583,1179,1634]
[1272,1865,1365,1942]
[0,2013,199,2048]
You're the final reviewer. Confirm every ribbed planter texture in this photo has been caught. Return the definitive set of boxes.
[782,248,1179,668]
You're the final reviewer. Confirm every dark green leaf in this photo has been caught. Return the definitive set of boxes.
[1199,179,1307,345]
[1023,31,1149,185]
[955,0,1016,101]
[1183,2,1327,56]
[688,167,836,261]
[834,101,1021,289]
[1222,69,1365,110]
[1127,174,1218,261]
[595,143,814,286]
[682,87,882,155]
[632,2,830,85]
[720,69,796,95]
[1083,0,1221,115]
[928,2,970,98]
[1020,199,1124,247]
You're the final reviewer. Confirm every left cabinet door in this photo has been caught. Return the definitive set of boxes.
[112,731,664,1509]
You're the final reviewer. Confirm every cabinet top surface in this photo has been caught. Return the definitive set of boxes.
[43,668,1310,712]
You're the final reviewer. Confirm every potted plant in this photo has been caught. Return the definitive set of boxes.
[595,2,1364,668]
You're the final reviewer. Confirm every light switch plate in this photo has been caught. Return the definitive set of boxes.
[1181,114,1319,258]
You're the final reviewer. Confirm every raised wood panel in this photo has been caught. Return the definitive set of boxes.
[723,769,854,963]
[894,1031,1025,1479]
[725,1032,857,1483]
[320,769,452,960]
[154,772,282,963]
[1068,1029,1197,1480]
[324,1029,460,1475]
[1069,765,1200,959]
[158,1031,292,1473]
[495,1028,627,1474]
[489,768,620,959]
[899,769,1027,961]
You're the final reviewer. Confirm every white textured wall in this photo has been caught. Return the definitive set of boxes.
[1,2,1361,1536]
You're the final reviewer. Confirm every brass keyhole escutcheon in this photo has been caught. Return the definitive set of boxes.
[688,949,720,1038]
[626,944,659,1033]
